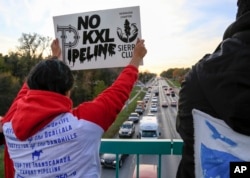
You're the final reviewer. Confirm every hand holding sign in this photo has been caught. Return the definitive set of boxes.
[51,38,62,59]
[129,38,147,68]
[53,6,142,70]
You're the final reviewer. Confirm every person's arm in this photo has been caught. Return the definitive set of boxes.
[51,38,61,59]
[129,39,147,68]
[72,39,147,131]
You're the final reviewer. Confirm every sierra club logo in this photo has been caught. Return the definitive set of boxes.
[117,19,138,43]
[117,19,138,59]
[57,15,138,66]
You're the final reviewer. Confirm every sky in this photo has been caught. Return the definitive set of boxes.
[0,0,237,75]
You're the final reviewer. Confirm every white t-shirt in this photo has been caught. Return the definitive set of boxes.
[3,113,104,178]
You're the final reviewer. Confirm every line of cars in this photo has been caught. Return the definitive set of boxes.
[130,90,160,176]
[150,96,158,112]
[101,84,177,170]
[163,85,178,107]
[118,110,142,138]
[101,119,133,168]
[148,85,178,109]
[101,106,141,168]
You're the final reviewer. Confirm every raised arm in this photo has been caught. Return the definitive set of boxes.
[51,38,61,59]
[71,38,147,131]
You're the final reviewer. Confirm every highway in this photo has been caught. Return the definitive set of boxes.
[101,78,182,178]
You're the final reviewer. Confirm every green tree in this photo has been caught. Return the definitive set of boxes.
[160,68,175,78]
[17,33,52,59]
[139,71,156,84]
[0,72,21,115]
[93,80,107,97]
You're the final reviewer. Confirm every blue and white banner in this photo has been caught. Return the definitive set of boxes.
[193,109,250,178]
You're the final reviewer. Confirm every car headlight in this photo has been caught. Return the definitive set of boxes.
[101,159,105,163]
[113,160,116,164]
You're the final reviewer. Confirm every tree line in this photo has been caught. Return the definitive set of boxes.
[0,33,156,115]
[160,67,191,84]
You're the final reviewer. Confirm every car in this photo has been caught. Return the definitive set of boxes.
[147,113,155,116]
[143,95,150,103]
[128,112,140,123]
[132,164,158,178]
[151,96,158,102]
[171,91,175,97]
[151,97,158,105]
[145,95,149,99]
[135,107,144,115]
[150,104,158,112]
[161,101,168,107]
[118,121,135,138]
[154,92,159,97]
[171,100,177,107]
[100,153,128,168]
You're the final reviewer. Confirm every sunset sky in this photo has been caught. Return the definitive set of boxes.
[0,0,237,75]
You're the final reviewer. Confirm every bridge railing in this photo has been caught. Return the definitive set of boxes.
[100,138,183,178]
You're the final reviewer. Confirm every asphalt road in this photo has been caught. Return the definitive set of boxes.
[101,78,182,178]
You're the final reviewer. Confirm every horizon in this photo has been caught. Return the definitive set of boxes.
[0,0,237,75]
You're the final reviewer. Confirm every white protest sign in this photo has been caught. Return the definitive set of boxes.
[53,6,141,70]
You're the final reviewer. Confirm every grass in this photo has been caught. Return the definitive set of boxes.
[167,79,181,88]
[0,86,145,176]
[102,91,145,138]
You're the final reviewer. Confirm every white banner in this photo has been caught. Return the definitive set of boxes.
[193,109,250,178]
[53,6,141,70]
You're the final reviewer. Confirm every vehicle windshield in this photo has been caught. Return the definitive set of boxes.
[130,114,138,116]
[121,124,132,129]
[141,131,157,137]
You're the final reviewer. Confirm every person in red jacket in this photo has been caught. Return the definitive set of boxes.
[1,38,147,178]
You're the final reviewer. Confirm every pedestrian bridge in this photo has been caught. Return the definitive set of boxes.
[100,139,183,178]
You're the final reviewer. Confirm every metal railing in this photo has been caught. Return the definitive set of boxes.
[100,139,183,178]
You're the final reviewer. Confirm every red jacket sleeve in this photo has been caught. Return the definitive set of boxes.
[71,65,138,131]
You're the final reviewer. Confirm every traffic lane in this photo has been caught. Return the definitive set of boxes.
[158,82,180,139]
[101,154,181,178]
[101,154,135,178]
[102,80,181,178]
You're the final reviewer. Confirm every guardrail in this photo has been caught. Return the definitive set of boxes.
[100,138,183,178]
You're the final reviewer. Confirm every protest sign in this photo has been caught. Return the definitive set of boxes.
[53,6,141,70]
